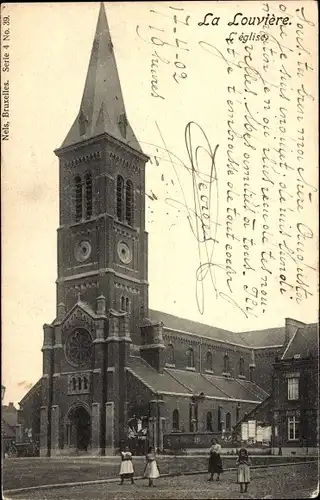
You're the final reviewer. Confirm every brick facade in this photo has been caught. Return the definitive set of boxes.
[17,4,318,458]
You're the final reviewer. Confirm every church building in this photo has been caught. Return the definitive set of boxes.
[18,4,315,457]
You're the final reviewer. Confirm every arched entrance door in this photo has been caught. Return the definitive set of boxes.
[67,405,91,453]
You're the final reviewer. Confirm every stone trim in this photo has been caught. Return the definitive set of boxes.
[163,327,283,350]
[61,369,93,375]
[57,269,149,286]
[64,151,101,167]
[140,344,165,350]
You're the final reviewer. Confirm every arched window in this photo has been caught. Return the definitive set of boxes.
[116,175,124,221]
[224,353,230,373]
[239,357,244,376]
[236,404,240,422]
[125,297,130,312]
[167,344,175,365]
[125,180,133,226]
[187,347,195,368]
[72,377,76,391]
[85,172,93,219]
[218,406,223,432]
[120,296,125,310]
[78,377,82,391]
[206,411,213,432]
[83,376,88,390]
[172,409,179,431]
[206,351,213,371]
[75,176,82,222]
[226,412,231,431]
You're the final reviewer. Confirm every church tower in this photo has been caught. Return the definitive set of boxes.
[40,3,149,457]
[55,3,149,340]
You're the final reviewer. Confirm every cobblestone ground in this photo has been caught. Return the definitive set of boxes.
[4,463,318,500]
[2,455,314,491]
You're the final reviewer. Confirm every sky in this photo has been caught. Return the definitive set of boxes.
[2,2,318,405]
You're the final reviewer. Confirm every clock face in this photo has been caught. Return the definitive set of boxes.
[117,241,132,264]
[75,240,92,262]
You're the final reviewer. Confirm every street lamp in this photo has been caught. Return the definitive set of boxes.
[1,385,5,401]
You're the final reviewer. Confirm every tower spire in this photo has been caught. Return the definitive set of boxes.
[60,2,142,152]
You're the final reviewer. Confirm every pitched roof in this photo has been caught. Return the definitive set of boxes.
[235,379,269,401]
[127,357,190,395]
[60,3,143,154]
[148,309,286,348]
[166,369,229,398]
[128,357,263,403]
[19,379,41,407]
[203,374,264,402]
[282,323,318,360]
[148,310,243,346]
[236,327,285,348]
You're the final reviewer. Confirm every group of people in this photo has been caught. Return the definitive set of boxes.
[208,438,251,493]
[119,446,159,487]
[119,438,252,493]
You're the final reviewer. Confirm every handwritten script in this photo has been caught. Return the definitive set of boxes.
[143,2,317,320]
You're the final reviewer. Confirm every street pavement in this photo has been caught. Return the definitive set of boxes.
[4,462,318,500]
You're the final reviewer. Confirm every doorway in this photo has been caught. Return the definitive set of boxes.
[67,405,91,452]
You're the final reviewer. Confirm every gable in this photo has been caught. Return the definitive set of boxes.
[283,323,318,360]
[60,301,97,333]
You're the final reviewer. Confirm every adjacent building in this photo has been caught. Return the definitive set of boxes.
[2,402,19,455]
[272,323,318,455]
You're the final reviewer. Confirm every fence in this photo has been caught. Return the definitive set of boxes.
[163,432,234,452]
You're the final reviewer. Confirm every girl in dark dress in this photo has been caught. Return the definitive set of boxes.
[208,438,223,481]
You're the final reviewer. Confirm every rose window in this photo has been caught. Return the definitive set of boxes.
[65,328,92,366]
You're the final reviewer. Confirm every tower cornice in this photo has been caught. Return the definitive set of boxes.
[54,131,149,163]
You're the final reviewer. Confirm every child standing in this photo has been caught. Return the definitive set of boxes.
[119,448,135,485]
[236,448,251,493]
[144,447,160,487]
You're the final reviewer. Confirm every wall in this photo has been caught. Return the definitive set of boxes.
[273,357,319,448]
[163,330,253,379]
[254,348,283,392]
[18,385,41,444]
[162,395,256,435]
[126,369,154,420]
